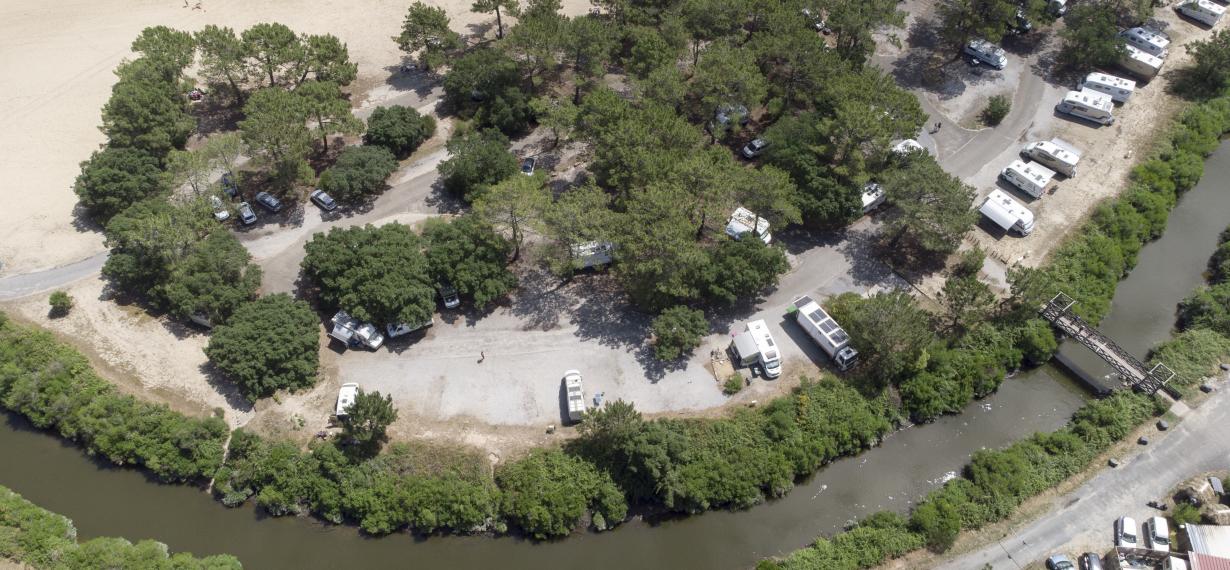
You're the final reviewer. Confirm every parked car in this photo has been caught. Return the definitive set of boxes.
[1009,8,1033,33]
[210,195,230,222]
[237,202,257,225]
[309,189,337,211]
[220,173,239,198]
[741,138,769,159]
[1046,554,1075,570]
[386,318,433,339]
[1079,552,1103,570]
[439,282,461,309]
[520,157,536,176]
[254,191,282,213]
[1116,516,1138,548]
[1145,516,1170,553]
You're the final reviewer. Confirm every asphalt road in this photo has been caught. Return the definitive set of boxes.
[0,251,106,301]
[941,385,1229,569]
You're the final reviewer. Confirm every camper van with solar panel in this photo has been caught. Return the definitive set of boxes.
[792,295,858,371]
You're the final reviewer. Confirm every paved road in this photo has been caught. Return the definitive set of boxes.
[0,252,106,301]
[941,383,1230,569]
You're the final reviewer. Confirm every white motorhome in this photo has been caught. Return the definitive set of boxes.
[1000,159,1056,198]
[1179,0,1226,26]
[726,206,772,244]
[386,317,433,339]
[1121,27,1170,58]
[570,241,614,269]
[335,383,358,417]
[861,183,886,213]
[1022,140,1081,177]
[729,319,782,378]
[1081,72,1136,103]
[980,190,1035,236]
[792,295,859,371]
[964,38,1007,69]
[1056,89,1114,125]
[563,370,586,422]
[1120,45,1164,80]
[330,311,385,350]
[891,139,925,155]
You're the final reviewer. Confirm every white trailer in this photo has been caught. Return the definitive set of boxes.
[964,38,1006,69]
[330,311,385,350]
[1056,89,1114,125]
[1081,72,1136,104]
[1179,0,1226,26]
[386,317,433,339]
[1022,140,1081,177]
[571,241,615,269]
[1000,159,1056,198]
[729,320,782,378]
[1121,27,1170,58]
[980,189,1035,236]
[335,383,359,417]
[792,295,858,371]
[563,370,586,422]
[861,183,886,213]
[726,206,772,244]
[1120,45,1164,80]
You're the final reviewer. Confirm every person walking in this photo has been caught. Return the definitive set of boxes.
[478,351,486,363]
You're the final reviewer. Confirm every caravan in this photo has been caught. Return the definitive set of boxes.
[1080,72,1136,104]
[964,39,1007,69]
[1056,90,1114,125]
[726,207,772,244]
[1000,160,1056,198]
[1120,27,1170,58]
[1120,45,1164,80]
[1179,0,1226,26]
[861,183,886,213]
[1022,140,1081,177]
[980,190,1035,236]
[729,320,783,379]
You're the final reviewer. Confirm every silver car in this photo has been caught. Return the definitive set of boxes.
[237,202,257,225]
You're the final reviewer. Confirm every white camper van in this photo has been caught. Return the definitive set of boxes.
[729,320,782,379]
[1179,0,1226,26]
[1022,140,1081,177]
[1120,45,1164,80]
[563,370,586,422]
[571,241,614,269]
[725,206,772,244]
[861,182,886,213]
[980,190,1035,236]
[1056,89,1114,125]
[792,295,859,371]
[1001,160,1056,198]
[1081,72,1136,104]
[1121,27,1170,58]
[964,38,1007,69]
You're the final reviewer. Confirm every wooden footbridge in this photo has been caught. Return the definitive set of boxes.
[1040,292,1179,398]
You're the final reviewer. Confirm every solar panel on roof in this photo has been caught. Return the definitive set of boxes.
[818,320,838,333]
[831,331,849,344]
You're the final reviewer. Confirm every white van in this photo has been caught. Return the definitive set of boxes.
[1121,45,1164,80]
[730,320,782,379]
[1022,141,1080,177]
[1056,90,1114,125]
[964,38,1007,69]
[1116,516,1139,548]
[1001,160,1056,198]
[1145,516,1171,553]
[1081,72,1136,104]
[861,182,886,213]
[1121,27,1170,58]
[726,206,772,244]
[1179,0,1226,26]
[980,189,1035,236]
[571,241,614,269]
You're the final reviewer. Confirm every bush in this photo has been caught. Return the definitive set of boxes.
[497,449,628,539]
[204,294,321,401]
[364,105,436,157]
[651,306,708,361]
[48,291,74,317]
[1148,328,1230,387]
[438,128,519,202]
[723,374,744,395]
[0,320,228,482]
[1173,502,1202,526]
[73,146,168,224]
[318,146,399,203]
[981,95,1011,126]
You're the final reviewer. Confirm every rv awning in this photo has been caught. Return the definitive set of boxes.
[731,333,759,364]
[980,199,1017,231]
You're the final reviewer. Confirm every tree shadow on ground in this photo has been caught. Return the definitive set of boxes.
[507,265,577,332]
[381,64,441,99]
[197,360,256,414]
[424,179,468,215]
[837,225,910,288]
[71,203,105,235]
[190,93,243,137]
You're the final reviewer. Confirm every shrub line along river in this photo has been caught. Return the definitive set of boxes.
[3,145,1228,570]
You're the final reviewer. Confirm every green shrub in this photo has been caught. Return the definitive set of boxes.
[723,374,745,395]
[497,449,628,539]
[651,306,708,361]
[1148,328,1230,387]
[48,291,74,317]
[204,294,321,401]
[981,95,1011,126]
[364,105,437,157]
[318,146,399,203]
[1173,502,1202,526]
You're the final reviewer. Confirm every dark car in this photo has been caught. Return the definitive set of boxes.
[1010,8,1033,33]
[237,202,257,225]
[309,189,337,211]
[220,173,239,198]
[520,157,536,176]
[1047,554,1075,570]
[1079,552,1103,570]
[254,191,283,213]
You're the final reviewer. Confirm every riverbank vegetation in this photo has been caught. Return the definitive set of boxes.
[0,484,241,569]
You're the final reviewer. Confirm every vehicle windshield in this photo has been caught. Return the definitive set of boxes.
[1155,535,1168,545]
[1124,532,1136,542]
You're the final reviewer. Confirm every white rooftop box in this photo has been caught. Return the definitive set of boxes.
[726,206,772,244]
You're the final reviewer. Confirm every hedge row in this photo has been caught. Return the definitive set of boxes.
[0,316,228,482]
[0,484,241,569]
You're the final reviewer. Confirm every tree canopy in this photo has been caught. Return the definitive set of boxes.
[204,293,321,401]
[318,145,399,203]
[421,215,517,307]
[364,105,437,157]
[438,128,519,202]
[396,2,463,71]
[74,147,168,224]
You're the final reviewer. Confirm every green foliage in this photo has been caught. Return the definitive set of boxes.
[73,147,168,224]
[241,23,357,89]
[1173,502,1202,526]
[101,198,215,305]
[577,89,702,199]
[438,128,519,202]
[102,58,195,159]
[1148,328,1230,387]
[442,48,529,134]
[0,320,228,481]
[936,0,1016,47]
[364,105,437,157]
[396,2,463,71]
[48,291,74,317]
[473,172,551,261]
[689,41,768,126]
[297,80,363,152]
[131,26,197,78]
[156,230,262,325]
[651,306,708,361]
[882,155,976,261]
[204,294,320,401]
[541,182,615,275]
[1016,318,1060,365]
[828,291,934,388]
[240,87,312,183]
[497,449,628,539]
[318,145,399,203]
[472,0,518,38]
[1178,282,1230,335]
[301,223,436,326]
[421,215,517,307]
[700,239,791,305]
[0,485,242,569]
[981,95,1011,126]
[340,390,398,450]
[723,374,745,395]
[1180,29,1230,99]
[778,512,924,570]
[939,248,994,334]
[1059,2,1125,71]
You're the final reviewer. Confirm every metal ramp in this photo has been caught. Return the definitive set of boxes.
[1040,292,1179,397]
